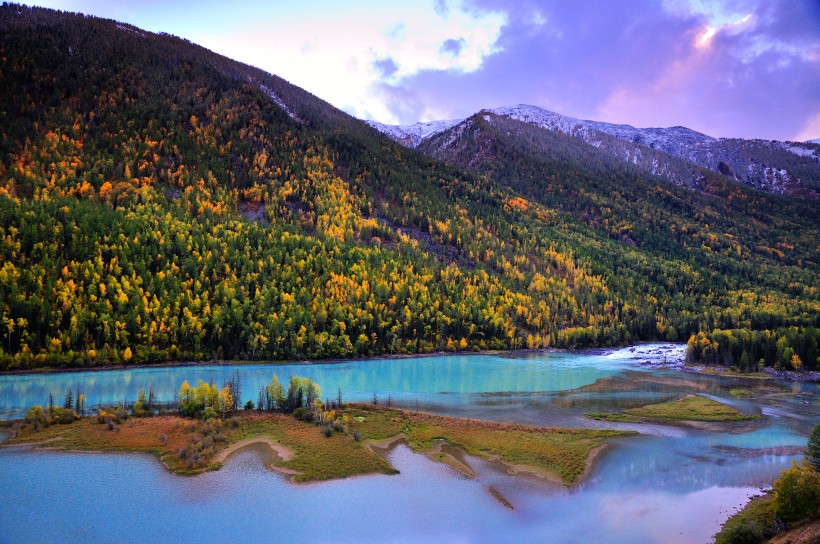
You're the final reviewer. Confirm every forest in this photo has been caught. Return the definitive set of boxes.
[0,5,817,371]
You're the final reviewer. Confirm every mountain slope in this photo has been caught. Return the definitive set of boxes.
[0,4,817,371]
[370,104,820,196]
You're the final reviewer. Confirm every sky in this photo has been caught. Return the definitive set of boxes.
[27,0,820,141]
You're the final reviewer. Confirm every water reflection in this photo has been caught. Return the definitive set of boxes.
[0,443,760,544]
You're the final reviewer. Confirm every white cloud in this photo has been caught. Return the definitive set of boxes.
[192,0,505,124]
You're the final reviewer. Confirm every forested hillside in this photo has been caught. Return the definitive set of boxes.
[0,5,817,370]
[417,113,820,369]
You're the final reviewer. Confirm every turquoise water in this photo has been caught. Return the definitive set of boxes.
[0,349,642,420]
[0,344,817,543]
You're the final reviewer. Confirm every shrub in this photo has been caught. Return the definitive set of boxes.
[113,407,129,422]
[352,431,362,442]
[718,521,765,544]
[49,406,77,424]
[244,400,255,411]
[808,424,820,472]
[132,402,148,417]
[332,420,347,433]
[202,407,218,421]
[25,405,48,428]
[293,407,315,422]
[773,460,820,522]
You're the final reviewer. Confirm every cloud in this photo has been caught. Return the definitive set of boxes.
[386,0,820,139]
[176,0,506,124]
[28,0,819,138]
[591,0,820,138]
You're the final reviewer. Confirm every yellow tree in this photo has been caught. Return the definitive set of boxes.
[218,385,232,418]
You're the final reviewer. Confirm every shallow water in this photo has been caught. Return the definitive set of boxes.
[0,343,817,543]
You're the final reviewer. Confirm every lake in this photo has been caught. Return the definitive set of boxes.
[0,344,817,543]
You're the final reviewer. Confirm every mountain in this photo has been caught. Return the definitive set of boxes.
[0,4,817,371]
[366,119,461,148]
[368,104,820,197]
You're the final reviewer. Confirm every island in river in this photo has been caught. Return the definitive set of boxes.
[3,404,636,486]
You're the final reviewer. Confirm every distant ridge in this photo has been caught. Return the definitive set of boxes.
[368,105,820,196]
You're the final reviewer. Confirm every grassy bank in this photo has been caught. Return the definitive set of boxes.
[583,395,760,424]
[346,405,635,485]
[714,492,820,544]
[624,395,760,422]
[4,405,634,485]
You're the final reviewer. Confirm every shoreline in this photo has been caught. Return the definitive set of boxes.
[682,365,820,383]
[2,406,632,487]
[0,348,561,376]
[1,429,613,491]
[0,341,687,377]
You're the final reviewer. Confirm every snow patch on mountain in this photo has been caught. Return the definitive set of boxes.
[366,118,461,148]
[116,23,146,37]
[486,104,716,159]
[780,142,819,159]
[260,84,302,123]
[366,104,820,196]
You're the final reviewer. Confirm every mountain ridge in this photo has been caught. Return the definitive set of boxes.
[367,104,820,196]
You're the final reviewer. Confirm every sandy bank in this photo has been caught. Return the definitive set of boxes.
[212,436,299,478]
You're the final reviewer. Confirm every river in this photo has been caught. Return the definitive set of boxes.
[0,344,816,543]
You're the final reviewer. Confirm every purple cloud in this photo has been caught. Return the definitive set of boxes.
[381,0,820,140]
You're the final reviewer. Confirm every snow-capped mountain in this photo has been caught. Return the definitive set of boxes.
[367,119,462,148]
[486,105,718,160]
[368,105,820,196]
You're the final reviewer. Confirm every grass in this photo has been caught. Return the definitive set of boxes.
[582,412,640,423]
[624,395,761,422]
[713,493,778,544]
[687,367,770,380]
[233,413,396,482]
[346,405,636,485]
[729,388,753,397]
[712,492,820,544]
[5,405,635,486]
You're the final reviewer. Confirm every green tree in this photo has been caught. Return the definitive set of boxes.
[772,460,820,522]
[266,376,285,411]
[133,388,148,417]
